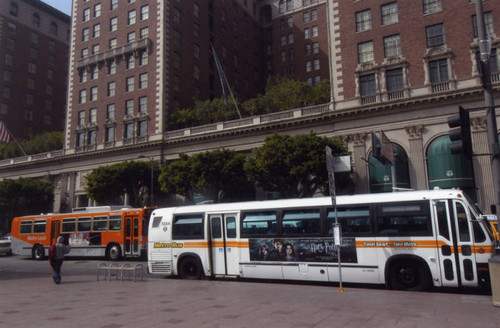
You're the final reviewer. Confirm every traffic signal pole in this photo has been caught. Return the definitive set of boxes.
[476,1,500,234]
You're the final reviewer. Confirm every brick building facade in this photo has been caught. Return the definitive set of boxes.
[0,0,70,139]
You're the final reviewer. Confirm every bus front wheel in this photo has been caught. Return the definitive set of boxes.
[32,244,45,260]
[178,258,203,279]
[106,244,121,261]
[389,260,431,291]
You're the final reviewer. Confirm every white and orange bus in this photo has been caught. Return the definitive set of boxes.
[11,206,155,261]
[148,190,496,291]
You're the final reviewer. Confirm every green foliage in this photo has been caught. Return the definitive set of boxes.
[0,178,54,232]
[159,149,254,203]
[0,131,63,160]
[85,161,160,207]
[244,132,350,198]
[168,77,330,129]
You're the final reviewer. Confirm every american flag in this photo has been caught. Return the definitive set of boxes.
[0,121,11,144]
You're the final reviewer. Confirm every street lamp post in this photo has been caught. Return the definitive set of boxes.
[138,155,154,206]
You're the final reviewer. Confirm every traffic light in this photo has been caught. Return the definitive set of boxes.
[447,106,473,158]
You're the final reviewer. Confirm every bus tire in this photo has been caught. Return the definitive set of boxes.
[389,260,431,291]
[106,244,121,261]
[32,244,45,260]
[178,257,203,280]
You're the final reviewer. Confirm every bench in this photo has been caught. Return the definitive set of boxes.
[97,263,144,282]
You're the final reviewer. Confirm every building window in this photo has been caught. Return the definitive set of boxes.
[92,44,99,54]
[138,120,147,137]
[90,86,98,101]
[127,55,135,69]
[93,24,100,38]
[31,32,39,44]
[124,123,134,139]
[76,132,84,147]
[106,104,115,120]
[126,99,134,115]
[288,33,294,44]
[313,59,320,70]
[306,61,312,72]
[386,68,404,92]
[105,126,115,143]
[141,5,149,20]
[127,31,136,42]
[89,108,97,124]
[472,12,494,38]
[91,66,98,80]
[139,51,148,66]
[87,130,96,146]
[110,0,118,11]
[109,38,117,49]
[126,77,135,92]
[51,22,58,35]
[78,111,85,125]
[174,8,181,23]
[83,8,90,22]
[108,60,116,75]
[426,23,445,47]
[10,2,18,16]
[358,41,374,64]
[384,34,401,57]
[381,2,398,25]
[5,54,13,66]
[110,17,118,31]
[423,0,442,15]
[139,96,147,112]
[2,87,11,99]
[82,28,89,42]
[311,9,317,21]
[79,90,87,104]
[33,13,40,26]
[28,63,37,74]
[429,58,449,83]
[128,10,136,25]
[312,26,318,38]
[313,42,319,54]
[8,22,16,34]
[356,9,372,32]
[360,74,376,96]
[94,3,101,17]
[108,82,116,97]
[280,35,287,46]
[140,27,149,38]
[139,73,148,89]
[304,28,310,39]
[303,12,309,23]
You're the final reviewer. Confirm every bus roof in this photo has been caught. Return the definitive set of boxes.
[152,189,468,216]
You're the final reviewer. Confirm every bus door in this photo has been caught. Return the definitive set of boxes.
[435,200,477,287]
[209,214,239,276]
[125,216,140,256]
[50,219,61,246]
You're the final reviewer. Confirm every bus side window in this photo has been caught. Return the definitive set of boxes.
[241,212,277,237]
[327,206,370,236]
[436,202,450,240]
[62,218,76,233]
[109,215,122,231]
[455,202,471,242]
[33,219,46,234]
[282,210,320,235]
[93,216,108,232]
[20,220,33,234]
[77,217,91,232]
[376,201,431,236]
[172,215,204,239]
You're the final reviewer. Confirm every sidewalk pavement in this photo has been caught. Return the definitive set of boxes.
[1,269,500,328]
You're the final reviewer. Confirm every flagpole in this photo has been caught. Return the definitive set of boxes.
[210,44,242,119]
[4,125,27,157]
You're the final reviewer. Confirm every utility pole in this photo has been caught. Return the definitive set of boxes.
[475,0,500,234]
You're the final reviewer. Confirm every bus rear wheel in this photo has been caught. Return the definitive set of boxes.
[106,244,121,261]
[32,244,45,260]
[389,260,431,291]
[178,258,203,279]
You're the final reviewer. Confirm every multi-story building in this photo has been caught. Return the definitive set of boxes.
[0,0,70,139]
[66,0,264,154]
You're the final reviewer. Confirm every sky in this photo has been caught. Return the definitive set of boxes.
[42,0,72,16]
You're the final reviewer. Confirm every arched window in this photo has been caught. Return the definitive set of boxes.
[369,143,410,193]
[33,13,40,26]
[51,22,58,36]
[10,2,19,16]
[427,136,476,201]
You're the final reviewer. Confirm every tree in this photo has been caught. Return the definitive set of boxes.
[0,178,54,233]
[244,132,351,198]
[0,131,63,160]
[159,149,254,203]
[85,161,160,207]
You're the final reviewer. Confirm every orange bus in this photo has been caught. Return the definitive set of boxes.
[10,206,154,261]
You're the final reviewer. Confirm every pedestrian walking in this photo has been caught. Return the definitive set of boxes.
[48,236,71,284]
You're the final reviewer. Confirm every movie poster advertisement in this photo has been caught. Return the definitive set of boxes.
[248,238,357,263]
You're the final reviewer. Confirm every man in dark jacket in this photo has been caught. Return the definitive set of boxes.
[49,236,71,284]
